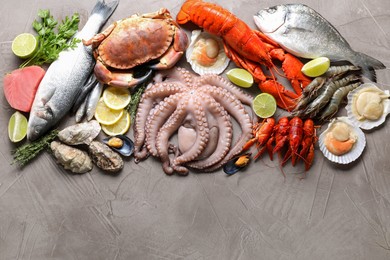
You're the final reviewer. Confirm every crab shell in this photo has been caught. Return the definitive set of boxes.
[96,13,176,69]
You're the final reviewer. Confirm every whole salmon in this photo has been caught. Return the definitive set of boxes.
[254,4,385,81]
[27,0,119,140]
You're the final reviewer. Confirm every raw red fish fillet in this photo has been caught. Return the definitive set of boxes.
[3,65,45,112]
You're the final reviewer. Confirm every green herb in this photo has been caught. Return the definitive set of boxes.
[12,129,59,167]
[20,9,80,68]
[126,82,148,120]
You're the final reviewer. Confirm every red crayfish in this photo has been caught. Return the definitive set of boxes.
[243,117,318,173]
[177,0,311,111]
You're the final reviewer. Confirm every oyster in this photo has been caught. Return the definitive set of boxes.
[186,30,229,75]
[319,117,365,164]
[58,120,101,145]
[88,141,123,173]
[102,135,135,157]
[346,83,390,130]
[50,141,93,174]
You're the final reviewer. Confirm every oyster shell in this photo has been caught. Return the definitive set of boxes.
[50,141,93,174]
[346,83,390,130]
[102,135,134,157]
[58,120,101,145]
[186,30,229,75]
[319,117,365,164]
[88,141,123,173]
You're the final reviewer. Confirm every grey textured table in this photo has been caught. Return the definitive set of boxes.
[1,0,390,259]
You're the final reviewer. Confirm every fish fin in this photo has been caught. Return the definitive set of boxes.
[352,52,386,82]
[91,0,119,21]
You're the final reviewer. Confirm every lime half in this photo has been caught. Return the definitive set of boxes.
[12,33,38,59]
[8,111,28,142]
[301,57,330,77]
[252,93,277,118]
[226,68,254,88]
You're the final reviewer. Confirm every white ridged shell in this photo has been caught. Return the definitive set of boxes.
[346,83,390,130]
[186,30,229,75]
[319,117,366,164]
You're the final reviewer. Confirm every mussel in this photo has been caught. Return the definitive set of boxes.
[102,135,134,157]
[223,153,251,175]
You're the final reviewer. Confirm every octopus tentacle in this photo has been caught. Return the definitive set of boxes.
[200,74,254,106]
[171,94,209,173]
[142,92,184,159]
[134,83,185,160]
[204,85,253,171]
[186,94,233,169]
[156,98,189,175]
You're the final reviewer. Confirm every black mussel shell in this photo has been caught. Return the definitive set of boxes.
[223,153,251,175]
[102,135,134,157]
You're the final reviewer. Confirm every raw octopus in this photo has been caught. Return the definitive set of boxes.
[133,67,254,175]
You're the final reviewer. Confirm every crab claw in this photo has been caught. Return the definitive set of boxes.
[94,60,153,89]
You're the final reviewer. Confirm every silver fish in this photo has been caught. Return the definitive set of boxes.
[27,0,119,140]
[254,4,385,81]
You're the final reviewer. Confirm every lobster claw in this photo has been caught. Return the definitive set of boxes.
[259,80,298,111]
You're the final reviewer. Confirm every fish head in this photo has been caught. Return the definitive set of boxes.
[254,5,288,33]
[27,106,55,141]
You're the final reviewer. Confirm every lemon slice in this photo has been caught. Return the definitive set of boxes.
[301,57,330,77]
[101,111,131,136]
[94,98,124,125]
[226,68,254,88]
[103,86,131,110]
[8,111,28,142]
[252,93,277,118]
[12,33,38,59]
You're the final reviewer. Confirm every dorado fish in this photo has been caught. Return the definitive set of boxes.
[27,0,119,140]
[254,4,385,81]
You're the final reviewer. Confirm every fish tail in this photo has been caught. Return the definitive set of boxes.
[91,0,119,21]
[351,52,386,82]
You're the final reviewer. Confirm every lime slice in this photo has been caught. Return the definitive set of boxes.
[8,111,28,142]
[226,68,254,88]
[301,57,330,77]
[252,93,277,118]
[103,86,131,110]
[94,98,124,125]
[101,111,131,136]
[11,33,38,59]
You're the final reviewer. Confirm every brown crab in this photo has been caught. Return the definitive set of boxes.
[83,8,189,88]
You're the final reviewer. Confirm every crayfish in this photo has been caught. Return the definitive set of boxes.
[177,0,311,111]
[243,117,318,174]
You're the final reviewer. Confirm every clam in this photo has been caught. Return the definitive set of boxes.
[223,153,251,175]
[346,83,390,130]
[102,135,134,157]
[186,30,230,75]
[319,117,365,164]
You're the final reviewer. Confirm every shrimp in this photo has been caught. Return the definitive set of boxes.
[318,82,361,121]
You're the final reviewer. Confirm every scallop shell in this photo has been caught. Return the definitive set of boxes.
[186,30,229,75]
[346,83,390,130]
[319,117,366,164]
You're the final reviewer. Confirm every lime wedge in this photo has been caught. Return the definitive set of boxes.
[12,33,38,59]
[252,93,277,118]
[226,68,254,88]
[8,111,28,142]
[301,57,330,77]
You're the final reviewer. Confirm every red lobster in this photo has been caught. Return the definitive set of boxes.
[177,0,311,111]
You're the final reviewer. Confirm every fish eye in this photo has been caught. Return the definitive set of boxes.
[268,6,277,14]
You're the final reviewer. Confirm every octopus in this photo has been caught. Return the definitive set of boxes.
[133,67,255,175]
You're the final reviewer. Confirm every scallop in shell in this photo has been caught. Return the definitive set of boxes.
[186,30,229,75]
[346,83,390,130]
[319,117,365,164]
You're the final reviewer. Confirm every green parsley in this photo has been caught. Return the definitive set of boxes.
[20,9,80,68]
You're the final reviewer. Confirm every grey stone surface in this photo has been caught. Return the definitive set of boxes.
[1,0,390,259]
